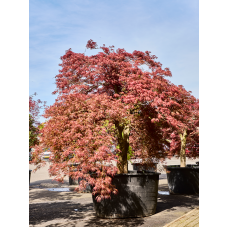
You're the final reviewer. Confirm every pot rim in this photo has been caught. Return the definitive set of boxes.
[114,171,161,176]
[165,165,199,170]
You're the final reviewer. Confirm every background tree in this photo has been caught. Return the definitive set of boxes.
[163,85,199,167]
[29,93,46,153]
[29,114,39,152]
[31,40,198,201]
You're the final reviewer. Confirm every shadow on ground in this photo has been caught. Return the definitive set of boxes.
[29,199,145,227]
[30,201,94,226]
[157,184,199,213]
[82,215,145,227]
[29,184,199,227]
[29,189,85,202]
[158,183,169,191]
[29,179,69,189]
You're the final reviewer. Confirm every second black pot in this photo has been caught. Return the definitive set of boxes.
[68,163,79,185]
[166,165,199,194]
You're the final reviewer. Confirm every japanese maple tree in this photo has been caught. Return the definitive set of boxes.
[31,40,198,201]
[163,85,199,167]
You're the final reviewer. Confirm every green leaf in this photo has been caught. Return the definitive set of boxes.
[127,146,134,160]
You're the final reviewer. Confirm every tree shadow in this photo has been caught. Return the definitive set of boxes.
[156,184,199,213]
[158,183,169,191]
[29,200,144,227]
[29,179,69,189]
[83,215,145,227]
[29,189,86,202]
[29,190,198,227]
[29,178,199,227]
[29,200,93,226]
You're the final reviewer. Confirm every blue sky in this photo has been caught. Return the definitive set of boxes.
[29,0,199,122]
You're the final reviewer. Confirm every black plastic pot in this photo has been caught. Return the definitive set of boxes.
[69,176,78,185]
[68,164,79,185]
[29,169,32,184]
[92,171,160,218]
[69,176,91,192]
[68,164,92,192]
[166,165,199,194]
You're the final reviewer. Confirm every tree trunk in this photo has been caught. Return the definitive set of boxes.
[116,123,130,174]
[179,128,187,167]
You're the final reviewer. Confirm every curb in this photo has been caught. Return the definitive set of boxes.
[163,207,199,227]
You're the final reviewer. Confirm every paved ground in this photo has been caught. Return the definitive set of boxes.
[164,207,199,227]
[29,158,199,227]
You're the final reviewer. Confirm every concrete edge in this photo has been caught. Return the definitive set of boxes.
[163,207,199,227]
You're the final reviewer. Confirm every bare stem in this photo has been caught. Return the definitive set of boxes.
[116,123,129,174]
[179,128,187,167]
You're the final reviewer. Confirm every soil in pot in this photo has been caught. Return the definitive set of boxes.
[166,165,199,194]
[92,171,160,218]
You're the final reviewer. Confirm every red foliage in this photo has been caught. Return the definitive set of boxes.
[163,85,199,158]
[86,39,98,50]
[29,93,46,125]
[31,40,199,200]
[29,93,46,155]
